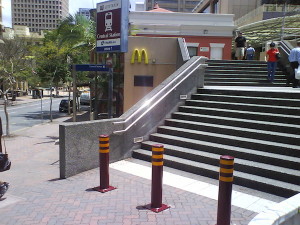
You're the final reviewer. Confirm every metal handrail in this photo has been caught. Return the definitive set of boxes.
[279,41,291,55]
[113,57,206,134]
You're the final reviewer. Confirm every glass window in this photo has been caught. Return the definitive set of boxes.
[187,47,198,57]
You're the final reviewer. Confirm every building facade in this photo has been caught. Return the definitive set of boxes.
[129,11,235,60]
[193,0,300,21]
[193,0,261,20]
[78,8,92,20]
[11,0,69,32]
[146,0,200,12]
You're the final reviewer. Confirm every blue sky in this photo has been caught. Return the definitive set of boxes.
[2,0,138,27]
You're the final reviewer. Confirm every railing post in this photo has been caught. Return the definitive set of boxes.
[145,144,170,213]
[93,135,116,193]
[216,155,234,225]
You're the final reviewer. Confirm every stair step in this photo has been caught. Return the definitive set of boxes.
[205,70,285,75]
[207,66,282,71]
[165,118,300,145]
[204,74,286,80]
[178,106,300,125]
[140,140,300,185]
[204,82,287,87]
[197,89,300,99]
[133,148,300,197]
[190,94,300,106]
[156,126,300,157]
[172,112,300,135]
[207,60,266,65]
[185,100,299,115]
[147,133,300,170]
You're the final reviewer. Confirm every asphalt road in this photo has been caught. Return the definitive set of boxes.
[0,98,69,135]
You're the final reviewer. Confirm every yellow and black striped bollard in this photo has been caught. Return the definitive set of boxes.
[216,155,234,225]
[145,144,170,213]
[93,135,116,193]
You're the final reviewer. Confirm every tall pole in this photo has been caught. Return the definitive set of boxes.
[72,65,76,122]
[0,117,3,153]
[108,68,113,119]
[280,0,288,41]
[94,53,99,120]
[41,91,43,120]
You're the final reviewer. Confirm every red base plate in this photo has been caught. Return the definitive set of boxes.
[93,186,116,193]
[144,203,170,213]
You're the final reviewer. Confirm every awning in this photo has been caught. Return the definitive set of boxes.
[237,14,300,46]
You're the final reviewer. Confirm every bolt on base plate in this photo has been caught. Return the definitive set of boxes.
[93,186,116,193]
[143,203,170,213]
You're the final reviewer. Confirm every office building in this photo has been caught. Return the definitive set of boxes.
[78,8,92,20]
[193,0,300,21]
[146,0,200,12]
[11,0,69,32]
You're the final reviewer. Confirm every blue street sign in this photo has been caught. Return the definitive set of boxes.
[74,64,110,72]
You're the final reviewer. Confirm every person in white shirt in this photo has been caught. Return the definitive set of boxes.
[288,41,300,88]
[246,44,255,60]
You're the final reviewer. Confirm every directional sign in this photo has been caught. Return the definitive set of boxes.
[96,0,129,53]
[74,64,110,72]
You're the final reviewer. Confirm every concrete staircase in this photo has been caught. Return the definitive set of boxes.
[132,88,300,197]
[204,60,287,86]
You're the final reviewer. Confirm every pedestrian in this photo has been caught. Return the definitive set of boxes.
[0,181,9,198]
[0,117,9,199]
[235,32,247,60]
[246,44,255,60]
[288,41,300,88]
[266,42,279,82]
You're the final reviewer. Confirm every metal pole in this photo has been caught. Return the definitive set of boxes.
[280,1,288,41]
[0,117,3,153]
[41,92,43,120]
[145,144,170,213]
[93,135,116,193]
[108,68,113,118]
[216,155,234,225]
[72,65,76,122]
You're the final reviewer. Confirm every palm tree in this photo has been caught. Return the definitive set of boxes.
[57,14,96,53]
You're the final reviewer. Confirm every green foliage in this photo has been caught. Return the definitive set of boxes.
[33,13,96,87]
[0,37,34,92]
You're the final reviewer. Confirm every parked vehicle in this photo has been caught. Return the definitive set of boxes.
[59,99,73,112]
[80,92,90,105]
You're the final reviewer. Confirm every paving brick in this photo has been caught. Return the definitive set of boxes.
[0,117,261,225]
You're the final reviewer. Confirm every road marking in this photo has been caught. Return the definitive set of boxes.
[0,99,62,112]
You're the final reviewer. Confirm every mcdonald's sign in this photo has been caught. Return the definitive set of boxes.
[131,49,149,64]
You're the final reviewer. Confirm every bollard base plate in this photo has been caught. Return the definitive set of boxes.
[144,203,170,213]
[93,186,116,193]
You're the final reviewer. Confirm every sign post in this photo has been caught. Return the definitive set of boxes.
[95,0,128,118]
[72,64,113,118]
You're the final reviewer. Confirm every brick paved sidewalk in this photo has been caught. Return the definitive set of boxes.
[0,118,259,225]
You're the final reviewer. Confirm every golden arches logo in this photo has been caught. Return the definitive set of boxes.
[130,49,149,64]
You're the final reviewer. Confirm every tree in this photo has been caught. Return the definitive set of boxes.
[33,35,70,121]
[0,37,34,135]
[57,14,96,51]
[56,14,96,121]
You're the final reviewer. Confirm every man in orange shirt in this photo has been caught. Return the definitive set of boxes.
[266,42,279,82]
